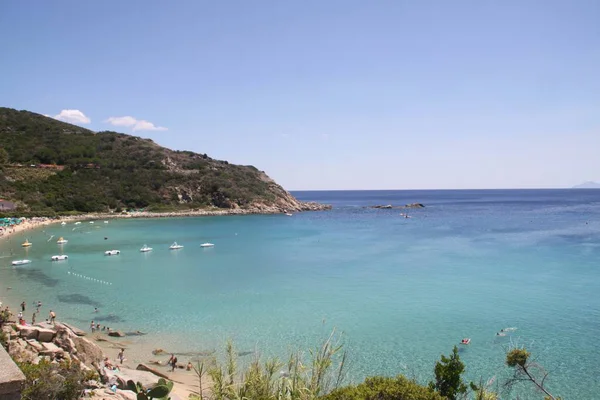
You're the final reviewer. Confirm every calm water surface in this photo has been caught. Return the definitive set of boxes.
[1,189,599,399]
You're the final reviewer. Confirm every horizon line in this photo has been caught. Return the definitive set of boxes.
[288,187,597,192]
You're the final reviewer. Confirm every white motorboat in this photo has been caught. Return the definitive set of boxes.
[89,221,94,224]
[200,243,215,248]
[61,221,67,226]
[11,260,32,266]
[140,244,153,252]
[285,213,293,216]
[74,222,81,225]
[104,250,120,256]
[57,237,68,244]
[169,242,183,250]
[104,221,109,224]
[51,255,68,261]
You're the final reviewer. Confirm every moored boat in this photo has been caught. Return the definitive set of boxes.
[57,237,68,244]
[200,243,215,248]
[51,255,68,261]
[21,239,32,247]
[11,259,31,266]
[104,250,120,256]
[169,242,183,250]
[140,244,153,252]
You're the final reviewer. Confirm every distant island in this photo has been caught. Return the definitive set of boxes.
[572,181,600,189]
[0,108,329,215]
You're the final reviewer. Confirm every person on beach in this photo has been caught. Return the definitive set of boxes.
[49,310,56,324]
[91,320,95,333]
[31,312,36,324]
[20,301,26,312]
[186,361,192,371]
[17,311,22,321]
[168,354,178,372]
[118,348,125,365]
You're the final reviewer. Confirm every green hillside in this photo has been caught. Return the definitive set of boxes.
[0,108,313,215]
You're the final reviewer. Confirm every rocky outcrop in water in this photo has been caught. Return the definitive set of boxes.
[369,203,425,209]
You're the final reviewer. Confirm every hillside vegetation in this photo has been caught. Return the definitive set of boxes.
[0,108,318,214]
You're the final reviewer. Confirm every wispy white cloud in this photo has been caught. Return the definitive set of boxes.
[105,115,167,132]
[105,116,137,127]
[53,109,91,124]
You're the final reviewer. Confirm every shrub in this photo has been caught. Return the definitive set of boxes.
[320,376,444,400]
[18,358,87,400]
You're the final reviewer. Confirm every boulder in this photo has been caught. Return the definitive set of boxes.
[17,326,38,340]
[371,204,393,209]
[136,363,170,379]
[24,339,44,352]
[72,336,104,367]
[114,368,161,390]
[108,331,125,337]
[61,322,87,336]
[40,342,64,357]
[34,321,56,330]
[116,389,138,400]
[54,331,77,354]
[403,203,425,208]
[36,327,55,342]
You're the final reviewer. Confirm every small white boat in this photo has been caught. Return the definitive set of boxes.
[74,222,81,225]
[61,221,67,226]
[140,245,153,252]
[285,213,293,216]
[11,259,32,266]
[200,243,215,248]
[51,255,68,261]
[169,242,183,250]
[104,250,120,256]
[89,221,94,224]
[57,237,68,244]
[104,221,109,224]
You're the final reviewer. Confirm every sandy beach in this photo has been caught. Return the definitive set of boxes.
[0,202,329,241]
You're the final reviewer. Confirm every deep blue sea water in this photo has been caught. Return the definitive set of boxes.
[1,189,600,399]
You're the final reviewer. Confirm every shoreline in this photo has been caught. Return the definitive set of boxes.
[0,202,331,241]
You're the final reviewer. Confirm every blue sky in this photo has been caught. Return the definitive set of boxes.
[1,1,599,190]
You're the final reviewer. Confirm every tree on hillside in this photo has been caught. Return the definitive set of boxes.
[429,346,474,400]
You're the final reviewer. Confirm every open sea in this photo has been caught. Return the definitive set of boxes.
[1,189,600,399]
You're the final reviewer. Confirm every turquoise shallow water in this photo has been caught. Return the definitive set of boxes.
[1,189,600,398]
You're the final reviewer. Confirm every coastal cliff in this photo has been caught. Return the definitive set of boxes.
[0,108,329,215]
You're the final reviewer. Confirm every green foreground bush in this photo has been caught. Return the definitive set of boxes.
[18,358,92,400]
[320,376,445,400]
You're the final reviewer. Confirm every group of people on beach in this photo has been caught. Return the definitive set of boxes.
[7,299,56,326]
